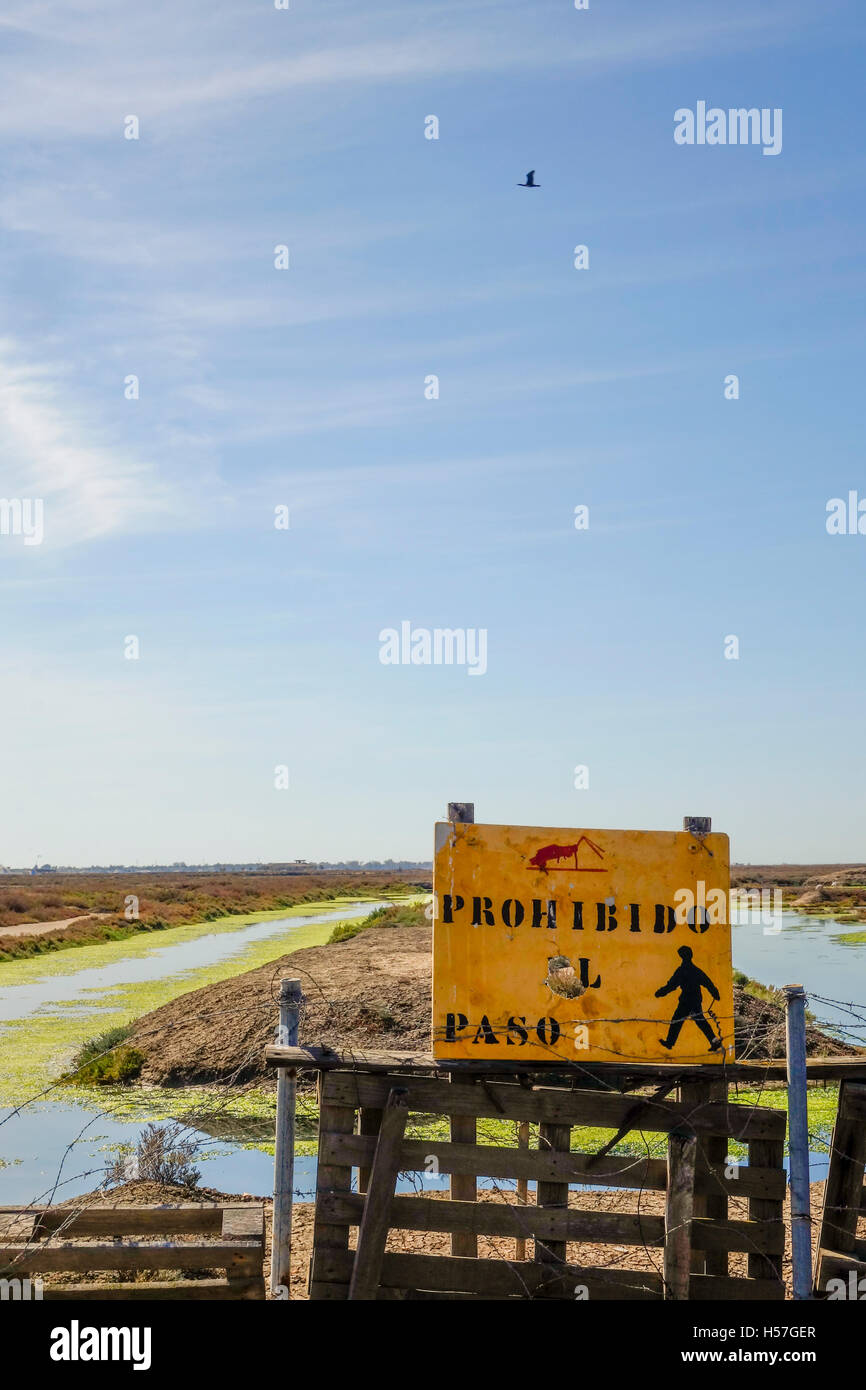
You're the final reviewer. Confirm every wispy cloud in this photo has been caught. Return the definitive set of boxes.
[0,341,182,546]
[0,0,825,138]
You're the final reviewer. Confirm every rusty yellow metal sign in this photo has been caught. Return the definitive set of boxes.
[432,822,734,1064]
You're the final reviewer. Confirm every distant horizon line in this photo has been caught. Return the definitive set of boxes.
[2,859,863,876]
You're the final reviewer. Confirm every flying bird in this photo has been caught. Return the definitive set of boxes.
[518,170,539,187]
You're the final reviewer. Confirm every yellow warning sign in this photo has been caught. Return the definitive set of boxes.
[432,822,734,1064]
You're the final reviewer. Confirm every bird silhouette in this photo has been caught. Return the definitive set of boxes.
[518,170,539,187]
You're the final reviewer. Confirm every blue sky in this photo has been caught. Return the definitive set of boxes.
[0,0,864,865]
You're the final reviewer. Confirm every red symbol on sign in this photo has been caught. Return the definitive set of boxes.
[528,836,605,872]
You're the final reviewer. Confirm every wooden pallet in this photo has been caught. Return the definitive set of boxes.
[814,1080,866,1296]
[309,1069,787,1301]
[0,1203,266,1300]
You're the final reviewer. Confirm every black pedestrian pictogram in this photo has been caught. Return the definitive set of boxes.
[655,945,722,1052]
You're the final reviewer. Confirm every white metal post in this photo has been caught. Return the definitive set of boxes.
[271,977,302,1298]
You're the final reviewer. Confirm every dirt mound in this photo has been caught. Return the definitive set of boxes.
[129,924,432,1085]
[126,922,860,1086]
[733,987,855,1059]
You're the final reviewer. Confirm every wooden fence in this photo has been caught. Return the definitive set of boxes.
[306,1067,787,1301]
[814,1079,866,1296]
[0,1203,266,1300]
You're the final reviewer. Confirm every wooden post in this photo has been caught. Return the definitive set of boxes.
[784,984,812,1300]
[515,1120,530,1260]
[665,1131,697,1299]
[535,1121,572,1272]
[357,1107,384,1195]
[683,816,711,836]
[447,800,478,1257]
[271,978,301,1297]
[748,1136,785,1284]
[680,1078,728,1277]
[815,1081,866,1268]
[348,1088,409,1301]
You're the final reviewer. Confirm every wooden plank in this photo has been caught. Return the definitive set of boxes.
[348,1087,408,1301]
[357,1107,383,1195]
[221,1206,265,1241]
[815,1248,866,1294]
[535,1121,571,1270]
[314,1246,663,1300]
[689,1274,785,1301]
[839,1080,866,1123]
[746,1135,785,1284]
[321,1071,785,1139]
[449,1075,477,1258]
[42,1278,262,1301]
[0,1213,37,1242]
[309,1072,357,1299]
[0,1240,264,1275]
[265,1044,866,1083]
[664,1132,696,1299]
[318,1191,664,1246]
[515,1120,530,1261]
[309,1280,484,1301]
[816,1080,866,1259]
[691,1216,785,1256]
[319,1131,785,1199]
[9,1205,225,1237]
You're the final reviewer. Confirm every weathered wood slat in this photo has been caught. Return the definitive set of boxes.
[42,1278,264,1301]
[265,1044,866,1083]
[318,1131,785,1198]
[318,1191,665,1246]
[0,1240,264,1275]
[0,1213,37,1242]
[320,1071,784,1139]
[221,1207,265,1240]
[348,1087,408,1300]
[0,1205,227,1237]
[816,1248,866,1293]
[747,1137,785,1282]
[691,1216,785,1256]
[840,1080,866,1123]
[815,1080,866,1261]
[314,1246,663,1299]
[310,1076,356,1294]
[308,1279,483,1301]
[682,1078,729,1277]
[688,1273,784,1301]
[535,1121,571,1270]
[449,1075,478,1258]
[357,1106,383,1195]
[664,1132,696,1299]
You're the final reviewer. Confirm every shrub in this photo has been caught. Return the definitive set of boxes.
[328,900,426,943]
[106,1122,201,1189]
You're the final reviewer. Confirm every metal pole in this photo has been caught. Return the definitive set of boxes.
[271,977,302,1298]
[784,983,812,1300]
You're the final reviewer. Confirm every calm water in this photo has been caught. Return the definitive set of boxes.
[0,902,383,1026]
[731,905,866,1045]
[0,900,384,1202]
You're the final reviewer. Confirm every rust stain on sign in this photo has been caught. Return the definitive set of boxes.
[432,822,734,1064]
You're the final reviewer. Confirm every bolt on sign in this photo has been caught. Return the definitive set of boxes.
[432,822,734,1064]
